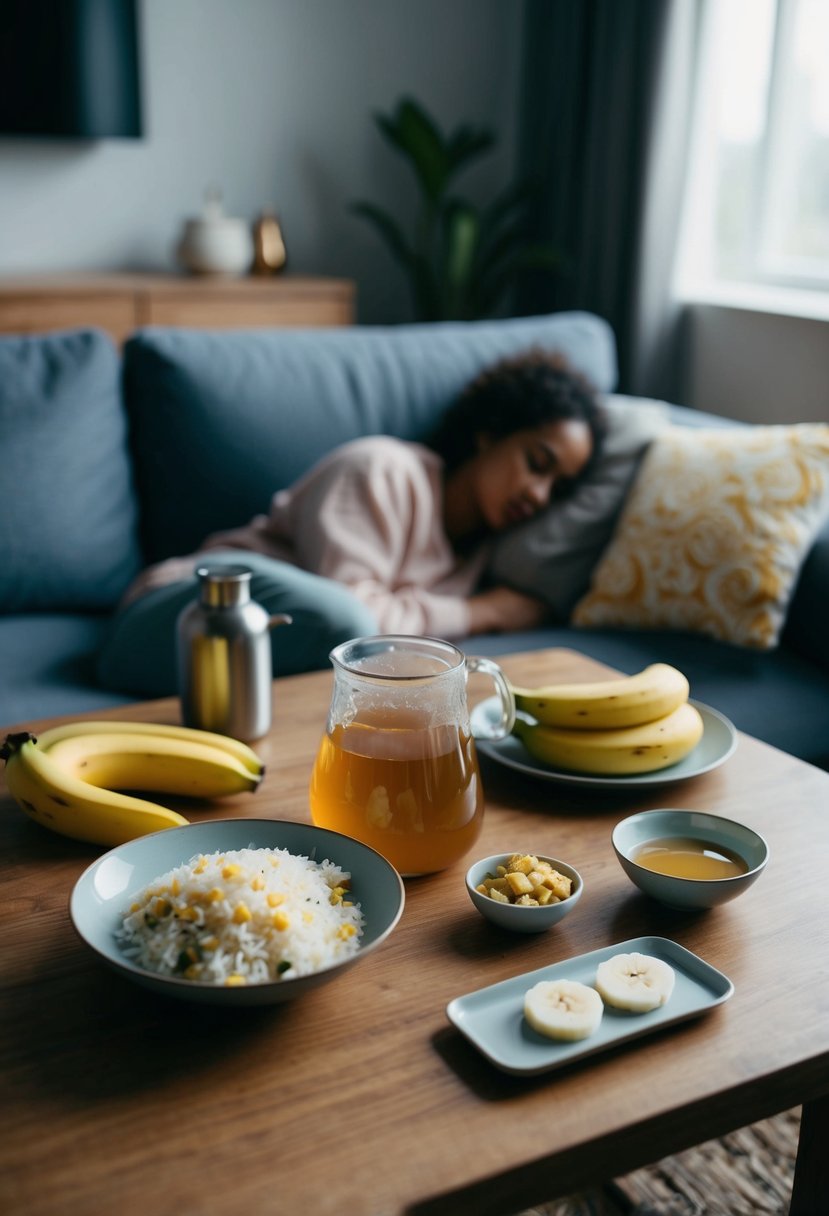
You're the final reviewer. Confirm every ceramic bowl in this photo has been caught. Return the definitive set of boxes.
[465,852,583,933]
[70,818,405,1006]
[612,808,769,911]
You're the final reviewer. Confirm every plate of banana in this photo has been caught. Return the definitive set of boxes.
[446,935,734,1075]
[471,664,738,788]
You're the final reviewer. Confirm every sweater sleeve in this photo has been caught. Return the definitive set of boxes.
[277,440,472,638]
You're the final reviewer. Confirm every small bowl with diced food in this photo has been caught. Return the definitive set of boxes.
[465,851,583,933]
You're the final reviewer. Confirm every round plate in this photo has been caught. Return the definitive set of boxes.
[470,698,737,789]
[70,819,405,1006]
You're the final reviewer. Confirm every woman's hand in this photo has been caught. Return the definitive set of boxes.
[466,585,550,635]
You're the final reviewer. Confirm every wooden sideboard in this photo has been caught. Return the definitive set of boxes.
[0,273,355,344]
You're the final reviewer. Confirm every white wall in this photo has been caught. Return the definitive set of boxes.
[687,305,829,424]
[0,0,524,324]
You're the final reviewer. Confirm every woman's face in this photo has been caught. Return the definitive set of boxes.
[471,418,594,532]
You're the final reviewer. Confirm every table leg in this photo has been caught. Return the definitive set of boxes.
[790,1094,829,1215]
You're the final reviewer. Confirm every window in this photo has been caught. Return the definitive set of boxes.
[676,0,829,304]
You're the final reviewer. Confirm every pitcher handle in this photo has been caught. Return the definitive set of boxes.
[466,656,516,740]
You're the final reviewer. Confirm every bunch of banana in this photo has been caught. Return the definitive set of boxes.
[0,721,265,848]
[509,663,703,776]
[511,663,690,729]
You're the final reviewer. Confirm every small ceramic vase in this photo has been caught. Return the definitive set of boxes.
[252,208,287,275]
[176,188,254,276]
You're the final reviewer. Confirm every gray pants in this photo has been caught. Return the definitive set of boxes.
[96,551,378,699]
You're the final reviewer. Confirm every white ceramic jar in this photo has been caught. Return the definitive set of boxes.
[176,189,254,275]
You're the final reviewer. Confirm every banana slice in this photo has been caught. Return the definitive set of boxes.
[595,952,675,1013]
[523,979,604,1041]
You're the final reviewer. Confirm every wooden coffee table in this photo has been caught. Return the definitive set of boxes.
[1,649,827,1216]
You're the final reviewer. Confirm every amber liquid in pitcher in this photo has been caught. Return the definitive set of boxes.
[309,708,483,875]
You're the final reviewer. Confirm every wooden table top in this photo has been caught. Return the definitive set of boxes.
[2,648,828,1216]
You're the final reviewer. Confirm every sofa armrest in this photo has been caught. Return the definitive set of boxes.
[783,518,829,673]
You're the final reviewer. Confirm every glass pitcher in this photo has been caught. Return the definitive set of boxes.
[309,635,515,876]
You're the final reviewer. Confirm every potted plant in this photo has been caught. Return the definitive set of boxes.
[351,96,560,322]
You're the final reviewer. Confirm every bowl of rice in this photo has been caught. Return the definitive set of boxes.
[70,819,405,1005]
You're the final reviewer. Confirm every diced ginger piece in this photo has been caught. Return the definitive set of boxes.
[514,894,539,906]
[505,871,534,896]
[507,854,538,875]
[527,870,546,887]
[486,887,510,904]
[545,870,572,900]
[483,877,511,896]
[532,885,554,905]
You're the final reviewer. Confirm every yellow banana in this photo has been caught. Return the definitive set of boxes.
[36,719,264,778]
[43,731,262,799]
[511,701,704,776]
[1,732,188,847]
[510,663,690,730]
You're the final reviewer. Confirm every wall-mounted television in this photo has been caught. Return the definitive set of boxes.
[0,0,142,139]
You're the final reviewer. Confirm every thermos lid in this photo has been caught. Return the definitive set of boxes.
[196,564,252,608]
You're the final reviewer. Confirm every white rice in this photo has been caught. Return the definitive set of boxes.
[116,846,364,987]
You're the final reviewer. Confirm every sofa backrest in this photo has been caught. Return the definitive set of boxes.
[123,311,617,562]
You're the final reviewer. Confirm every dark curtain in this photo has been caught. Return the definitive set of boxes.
[516,0,700,402]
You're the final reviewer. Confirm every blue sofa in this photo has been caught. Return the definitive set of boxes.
[1,313,827,768]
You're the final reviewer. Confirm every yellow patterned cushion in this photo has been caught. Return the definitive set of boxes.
[572,424,829,649]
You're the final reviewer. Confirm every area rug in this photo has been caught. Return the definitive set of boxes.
[520,1108,800,1216]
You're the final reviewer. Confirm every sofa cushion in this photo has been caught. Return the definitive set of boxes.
[0,328,142,611]
[0,614,133,727]
[487,394,671,618]
[124,312,617,562]
[572,423,829,649]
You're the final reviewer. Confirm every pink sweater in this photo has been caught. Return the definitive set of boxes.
[124,436,488,639]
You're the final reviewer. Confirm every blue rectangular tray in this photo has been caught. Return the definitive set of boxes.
[446,935,734,1076]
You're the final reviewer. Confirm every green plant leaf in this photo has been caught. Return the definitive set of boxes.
[350,202,413,267]
[475,244,562,316]
[375,97,450,204]
[441,200,482,318]
[480,179,535,238]
[446,124,496,175]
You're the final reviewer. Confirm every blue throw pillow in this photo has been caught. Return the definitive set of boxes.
[124,311,617,562]
[0,328,142,611]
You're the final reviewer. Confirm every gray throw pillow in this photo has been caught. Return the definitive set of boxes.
[487,395,670,619]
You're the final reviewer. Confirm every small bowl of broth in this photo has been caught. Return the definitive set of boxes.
[612,808,768,910]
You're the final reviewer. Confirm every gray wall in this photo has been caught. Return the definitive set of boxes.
[0,0,826,423]
[0,0,524,324]
[687,304,829,425]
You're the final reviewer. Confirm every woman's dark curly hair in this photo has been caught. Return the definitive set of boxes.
[429,348,607,489]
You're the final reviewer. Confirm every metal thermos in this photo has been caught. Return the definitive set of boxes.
[176,565,291,741]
